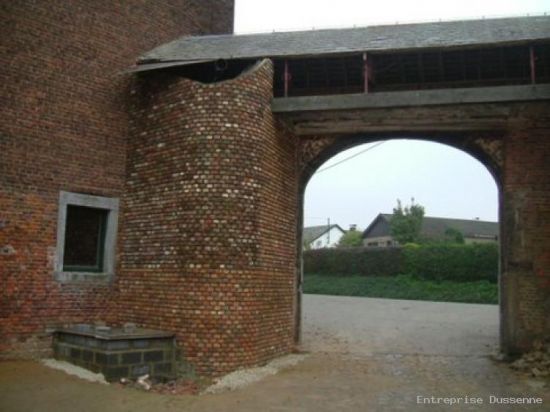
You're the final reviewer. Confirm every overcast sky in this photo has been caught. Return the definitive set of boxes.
[234,0,550,230]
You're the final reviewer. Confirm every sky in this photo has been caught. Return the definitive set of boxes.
[234,0,550,230]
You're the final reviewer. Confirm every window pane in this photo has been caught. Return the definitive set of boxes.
[63,206,107,270]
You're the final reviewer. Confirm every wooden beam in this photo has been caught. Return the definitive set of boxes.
[272,84,550,112]
[278,103,518,135]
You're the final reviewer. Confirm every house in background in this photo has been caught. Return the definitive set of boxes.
[362,213,499,247]
[303,224,346,249]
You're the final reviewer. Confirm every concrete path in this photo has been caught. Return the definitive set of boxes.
[1,295,548,412]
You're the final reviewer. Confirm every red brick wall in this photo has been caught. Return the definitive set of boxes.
[116,60,298,376]
[500,123,550,352]
[294,105,550,354]
[0,0,234,358]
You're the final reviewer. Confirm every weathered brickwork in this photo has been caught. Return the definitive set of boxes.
[1,0,548,377]
[296,104,550,354]
[500,121,550,352]
[113,60,298,376]
[0,0,234,359]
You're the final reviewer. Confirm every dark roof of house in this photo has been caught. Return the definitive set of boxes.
[303,224,345,245]
[139,15,550,64]
[362,213,498,239]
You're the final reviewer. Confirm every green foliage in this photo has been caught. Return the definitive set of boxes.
[337,230,363,248]
[389,198,425,244]
[303,242,498,283]
[303,274,498,304]
[304,247,403,277]
[443,227,465,244]
[402,242,498,282]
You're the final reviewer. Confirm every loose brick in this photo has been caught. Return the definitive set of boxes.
[131,364,150,377]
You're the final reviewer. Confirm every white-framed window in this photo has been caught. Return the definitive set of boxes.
[54,191,119,283]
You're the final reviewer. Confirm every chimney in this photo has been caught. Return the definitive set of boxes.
[349,224,357,231]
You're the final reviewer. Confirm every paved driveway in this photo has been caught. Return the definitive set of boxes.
[1,295,548,412]
[302,294,499,356]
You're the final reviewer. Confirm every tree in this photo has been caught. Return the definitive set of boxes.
[389,198,425,244]
[444,227,465,244]
[337,229,363,248]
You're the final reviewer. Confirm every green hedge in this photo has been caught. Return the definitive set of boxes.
[303,243,498,283]
[303,247,403,277]
[402,243,498,282]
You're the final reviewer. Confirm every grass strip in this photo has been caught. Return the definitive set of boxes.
[303,274,497,304]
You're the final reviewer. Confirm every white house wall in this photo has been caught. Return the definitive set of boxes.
[310,227,344,249]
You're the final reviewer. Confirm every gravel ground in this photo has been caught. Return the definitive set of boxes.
[301,294,499,356]
[41,359,108,385]
[1,294,548,412]
[203,354,308,394]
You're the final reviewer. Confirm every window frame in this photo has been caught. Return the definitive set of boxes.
[55,191,119,283]
[62,205,108,273]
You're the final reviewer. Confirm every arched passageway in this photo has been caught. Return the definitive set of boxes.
[296,135,502,338]
[114,59,548,375]
[300,138,500,355]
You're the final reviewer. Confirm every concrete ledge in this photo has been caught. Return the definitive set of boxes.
[53,332,176,382]
[272,84,550,113]
[53,272,113,284]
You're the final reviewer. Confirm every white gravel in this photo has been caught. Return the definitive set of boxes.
[203,354,308,394]
[41,359,108,385]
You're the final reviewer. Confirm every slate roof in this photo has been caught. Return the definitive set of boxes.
[363,214,498,240]
[140,15,550,64]
[303,224,345,245]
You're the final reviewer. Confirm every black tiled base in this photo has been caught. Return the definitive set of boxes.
[53,329,176,382]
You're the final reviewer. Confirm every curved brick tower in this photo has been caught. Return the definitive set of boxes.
[117,61,298,375]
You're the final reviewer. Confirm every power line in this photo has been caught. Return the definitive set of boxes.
[315,141,386,174]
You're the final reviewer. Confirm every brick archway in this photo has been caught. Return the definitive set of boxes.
[288,115,549,360]
[294,134,503,345]
[115,60,549,375]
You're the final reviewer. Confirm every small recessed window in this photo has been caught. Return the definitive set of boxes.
[55,191,119,282]
[63,206,108,272]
